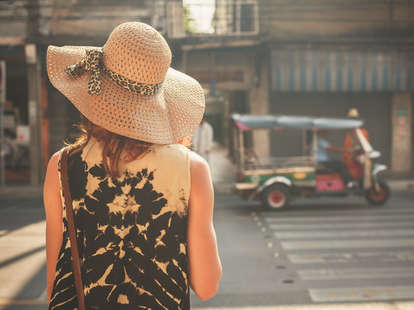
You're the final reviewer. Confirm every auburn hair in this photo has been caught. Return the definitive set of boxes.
[71,116,152,178]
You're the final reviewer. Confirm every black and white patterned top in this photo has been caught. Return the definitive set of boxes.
[49,139,191,310]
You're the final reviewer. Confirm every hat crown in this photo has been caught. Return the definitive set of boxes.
[103,22,171,84]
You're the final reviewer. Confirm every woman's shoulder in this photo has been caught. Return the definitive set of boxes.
[46,150,62,172]
[153,143,190,159]
[133,144,191,173]
[188,151,210,177]
[48,147,68,167]
[152,144,209,172]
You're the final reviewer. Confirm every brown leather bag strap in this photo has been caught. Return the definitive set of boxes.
[60,147,86,310]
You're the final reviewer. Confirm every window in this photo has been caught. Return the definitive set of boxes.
[231,0,258,34]
[78,0,147,7]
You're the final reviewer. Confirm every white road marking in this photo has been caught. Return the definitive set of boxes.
[298,267,414,280]
[260,208,414,217]
[309,286,414,302]
[275,229,414,239]
[288,251,414,264]
[265,214,414,223]
[270,221,414,230]
[281,239,414,250]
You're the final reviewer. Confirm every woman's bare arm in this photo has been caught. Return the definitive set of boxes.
[187,151,222,301]
[43,152,63,302]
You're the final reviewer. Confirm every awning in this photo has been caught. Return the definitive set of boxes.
[271,49,414,92]
[232,114,364,130]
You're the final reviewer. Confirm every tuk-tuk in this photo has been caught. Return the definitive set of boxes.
[231,114,390,210]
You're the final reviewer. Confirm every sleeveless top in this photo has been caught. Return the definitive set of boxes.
[49,139,191,310]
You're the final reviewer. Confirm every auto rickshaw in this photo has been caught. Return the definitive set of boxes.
[231,114,390,210]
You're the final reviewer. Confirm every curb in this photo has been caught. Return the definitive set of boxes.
[192,302,414,310]
[214,182,234,194]
[388,180,414,192]
[0,185,43,200]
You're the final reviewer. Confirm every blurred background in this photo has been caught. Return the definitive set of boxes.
[0,0,413,185]
[0,1,414,309]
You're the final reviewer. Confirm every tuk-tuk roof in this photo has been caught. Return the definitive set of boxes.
[231,114,364,130]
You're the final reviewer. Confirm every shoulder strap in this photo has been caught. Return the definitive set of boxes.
[60,147,86,310]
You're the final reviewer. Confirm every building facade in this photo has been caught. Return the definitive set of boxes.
[0,0,184,185]
[180,0,414,176]
[261,0,414,175]
[1,0,413,185]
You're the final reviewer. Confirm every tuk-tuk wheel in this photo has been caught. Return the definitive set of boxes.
[365,180,391,206]
[262,184,290,210]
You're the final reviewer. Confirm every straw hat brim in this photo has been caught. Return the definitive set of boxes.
[47,45,205,144]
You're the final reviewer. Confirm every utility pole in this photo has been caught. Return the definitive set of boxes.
[26,0,42,185]
[0,61,6,186]
[388,0,394,29]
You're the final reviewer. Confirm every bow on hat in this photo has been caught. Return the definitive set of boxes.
[65,48,162,96]
[65,49,104,95]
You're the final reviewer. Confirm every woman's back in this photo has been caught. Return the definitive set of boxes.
[49,139,191,309]
[45,22,221,310]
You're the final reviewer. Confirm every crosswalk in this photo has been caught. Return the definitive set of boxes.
[254,205,414,303]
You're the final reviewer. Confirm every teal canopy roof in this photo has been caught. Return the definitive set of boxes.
[231,114,363,130]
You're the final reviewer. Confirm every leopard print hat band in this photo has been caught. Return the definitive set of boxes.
[65,48,162,96]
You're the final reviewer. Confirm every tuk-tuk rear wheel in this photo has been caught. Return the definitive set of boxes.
[262,184,290,210]
[365,180,390,206]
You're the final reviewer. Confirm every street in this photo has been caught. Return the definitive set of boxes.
[0,192,414,309]
[192,192,414,308]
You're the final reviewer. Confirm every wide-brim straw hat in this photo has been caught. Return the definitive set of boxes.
[47,22,205,144]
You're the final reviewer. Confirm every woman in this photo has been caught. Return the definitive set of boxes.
[43,22,222,309]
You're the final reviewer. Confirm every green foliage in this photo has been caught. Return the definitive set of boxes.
[183,5,197,34]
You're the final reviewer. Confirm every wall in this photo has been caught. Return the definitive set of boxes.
[259,0,414,40]
[183,49,255,91]
[270,48,414,92]
[38,0,184,42]
[391,92,412,174]
[45,1,151,39]
[0,2,27,41]
[249,54,270,158]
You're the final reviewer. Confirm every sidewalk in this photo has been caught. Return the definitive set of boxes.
[0,185,42,200]
[209,144,237,194]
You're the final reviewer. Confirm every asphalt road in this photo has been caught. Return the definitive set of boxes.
[192,192,414,308]
[0,192,413,309]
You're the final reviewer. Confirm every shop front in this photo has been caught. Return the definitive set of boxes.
[0,46,30,184]
[0,45,44,185]
[269,47,414,175]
